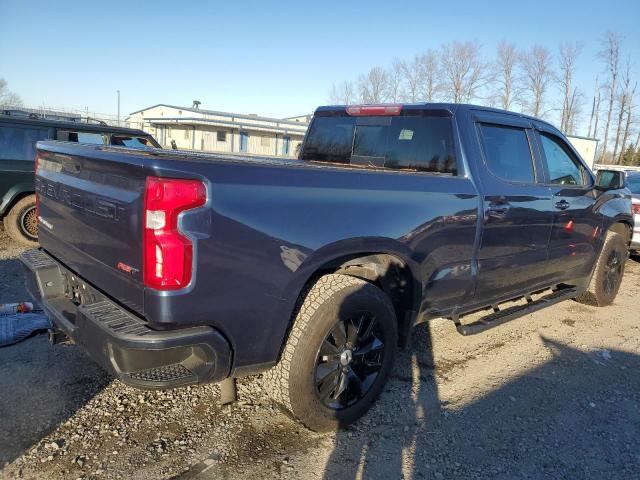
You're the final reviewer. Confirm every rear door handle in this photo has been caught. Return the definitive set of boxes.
[554,200,570,210]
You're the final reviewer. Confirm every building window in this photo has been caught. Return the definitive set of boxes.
[217,131,227,142]
[260,135,270,147]
[167,127,172,138]
[184,128,190,140]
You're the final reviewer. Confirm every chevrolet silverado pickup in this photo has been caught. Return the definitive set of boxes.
[21,103,633,431]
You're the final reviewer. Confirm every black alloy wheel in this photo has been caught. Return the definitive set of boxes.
[314,312,386,410]
[602,250,623,296]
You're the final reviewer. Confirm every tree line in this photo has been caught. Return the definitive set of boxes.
[0,78,22,108]
[328,31,639,166]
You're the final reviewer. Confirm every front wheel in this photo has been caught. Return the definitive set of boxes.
[575,230,628,306]
[264,274,398,432]
[3,194,38,246]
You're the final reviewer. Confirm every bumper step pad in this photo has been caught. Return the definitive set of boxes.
[128,364,194,383]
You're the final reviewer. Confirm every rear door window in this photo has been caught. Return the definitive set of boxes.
[478,124,535,183]
[0,125,50,161]
[302,114,457,174]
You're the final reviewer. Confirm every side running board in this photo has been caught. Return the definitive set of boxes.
[453,287,578,336]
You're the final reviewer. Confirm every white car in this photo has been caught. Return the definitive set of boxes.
[627,172,640,253]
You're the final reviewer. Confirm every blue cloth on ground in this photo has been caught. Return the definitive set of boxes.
[0,312,52,347]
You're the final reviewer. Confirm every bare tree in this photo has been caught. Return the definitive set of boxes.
[420,50,441,102]
[399,51,440,102]
[564,87,585,135]
[618,86,636,164]
[612,59,633,163]
[385,59,405,103]
[440,41,487,103]
[520,45,553,117]
[328,80,355,105]
[357,67,389,103]
[599,31,621,161]
[557,42,582,133]
[492,40,519,110]
[634,130,640,164]
[399,55,423,102]
[614,60,636,164]
[0,78,22,107]
[587,77,601,138]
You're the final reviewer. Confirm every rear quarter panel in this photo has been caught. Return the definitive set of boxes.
[179,160,479,369]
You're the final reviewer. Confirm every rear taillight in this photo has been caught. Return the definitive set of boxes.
[143,177,206,290]
[345,105,402,116]
[632,204,640,215]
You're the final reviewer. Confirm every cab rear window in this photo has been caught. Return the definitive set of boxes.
[302,114,457,174]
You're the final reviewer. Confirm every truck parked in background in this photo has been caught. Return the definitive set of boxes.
[0,111,160,245]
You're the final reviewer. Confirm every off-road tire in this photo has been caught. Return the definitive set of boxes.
[575,230,627,307]
[263,273,398,432]
[3,195,38,246]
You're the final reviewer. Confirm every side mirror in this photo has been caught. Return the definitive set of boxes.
[595,170,625,190]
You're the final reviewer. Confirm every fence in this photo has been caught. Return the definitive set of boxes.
[1,104,129,128]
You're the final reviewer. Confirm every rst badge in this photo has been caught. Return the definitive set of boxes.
[116,262,140,275]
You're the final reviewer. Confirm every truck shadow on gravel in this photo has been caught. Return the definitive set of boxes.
[0,257,111,467]
[323,335,640,479]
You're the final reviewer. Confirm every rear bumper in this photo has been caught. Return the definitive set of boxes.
[20,249,231,389]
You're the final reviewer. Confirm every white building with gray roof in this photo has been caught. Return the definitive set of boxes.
[126,103,309,157]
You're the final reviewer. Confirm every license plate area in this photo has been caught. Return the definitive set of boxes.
[63,272,99,307]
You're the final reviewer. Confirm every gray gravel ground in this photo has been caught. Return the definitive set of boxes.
[1,225,639,480]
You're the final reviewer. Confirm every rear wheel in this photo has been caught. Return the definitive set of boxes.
[575,230,627,306]
[3,195,38,246]
[264,273,398,432]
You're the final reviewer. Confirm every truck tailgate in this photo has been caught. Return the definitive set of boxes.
[35,142,150,314]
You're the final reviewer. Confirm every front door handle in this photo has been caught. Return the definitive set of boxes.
[555,199,570,210]
[487,201,511,216]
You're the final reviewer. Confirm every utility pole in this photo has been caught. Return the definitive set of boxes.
[117,90,121,126]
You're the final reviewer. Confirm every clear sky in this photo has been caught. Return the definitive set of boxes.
[1,0,639,131]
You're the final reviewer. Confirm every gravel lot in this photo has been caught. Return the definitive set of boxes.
[1,226,639,480]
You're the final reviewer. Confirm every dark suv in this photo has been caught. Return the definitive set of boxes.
[0,111,160,245]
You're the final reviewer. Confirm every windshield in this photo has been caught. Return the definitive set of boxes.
[302,114,457,174]
[627,174,640,194]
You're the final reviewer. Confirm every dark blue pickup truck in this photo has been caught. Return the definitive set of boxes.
[21,103,633,431]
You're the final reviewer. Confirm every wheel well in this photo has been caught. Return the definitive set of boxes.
[1,190,35,217]
[610,221,632,244]
[308,253,418,345]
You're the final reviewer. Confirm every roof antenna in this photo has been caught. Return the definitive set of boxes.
[192,100,201,109]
